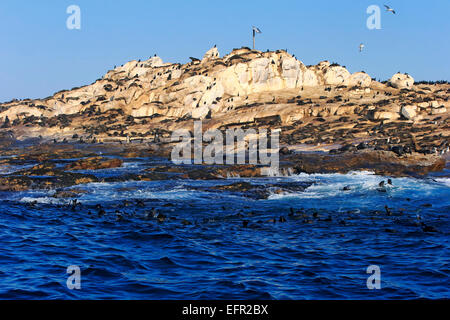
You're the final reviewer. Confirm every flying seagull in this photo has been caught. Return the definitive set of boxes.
[359,43,365,52]
[384,5,396,14]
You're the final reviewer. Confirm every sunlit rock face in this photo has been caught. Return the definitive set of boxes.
[323,66,351,86]
[203,47,220,62]
[389,73,414,89]
[0,47,377,122]
[5,45,448,149]
[349,72,372,87]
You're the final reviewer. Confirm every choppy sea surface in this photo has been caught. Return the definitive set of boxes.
[0,157,449,300]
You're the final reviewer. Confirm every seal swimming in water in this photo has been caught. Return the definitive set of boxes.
[157,213,166,223]
[378,181,388,192]
[182,220,192,226]
[98,208,106,217]
[384,205,392,216]
[421,223,438,233]
[289,208,295,216]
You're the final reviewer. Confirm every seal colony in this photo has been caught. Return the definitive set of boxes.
[0,46,449,185]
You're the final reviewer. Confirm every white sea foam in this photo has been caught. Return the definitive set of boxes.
[268,171,441,201]
[19,196,70,205]
[435,178,450,188]
[56,181,206,203]
[13,170,449,205]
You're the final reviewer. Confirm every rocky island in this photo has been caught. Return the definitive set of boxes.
[0,47,449,192]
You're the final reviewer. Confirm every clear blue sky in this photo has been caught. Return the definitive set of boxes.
[0,0,449,102]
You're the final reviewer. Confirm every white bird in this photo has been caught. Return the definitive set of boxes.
[359,43,365,52]
[384,5,396,14]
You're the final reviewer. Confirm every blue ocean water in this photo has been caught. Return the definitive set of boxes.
[0,158,449,300]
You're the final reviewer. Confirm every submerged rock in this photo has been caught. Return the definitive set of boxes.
[0,168,98,191]
[53,189,87,199]
[0,176,32,191]
[65,157,123,171]
[209,180,313,200]
[289,150,445,177]
[389,73,414,89]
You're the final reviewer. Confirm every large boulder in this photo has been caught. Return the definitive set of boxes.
[370,110,400,121]
[148,56,164,67]
[389,73,414,89]
[401,105,417,120]
[323,66,351,86]
[431,107,447,115]
[430,101,442,109]
[349,72,372,87]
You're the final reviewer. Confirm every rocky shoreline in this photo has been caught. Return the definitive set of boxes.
[0,139,447,197]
